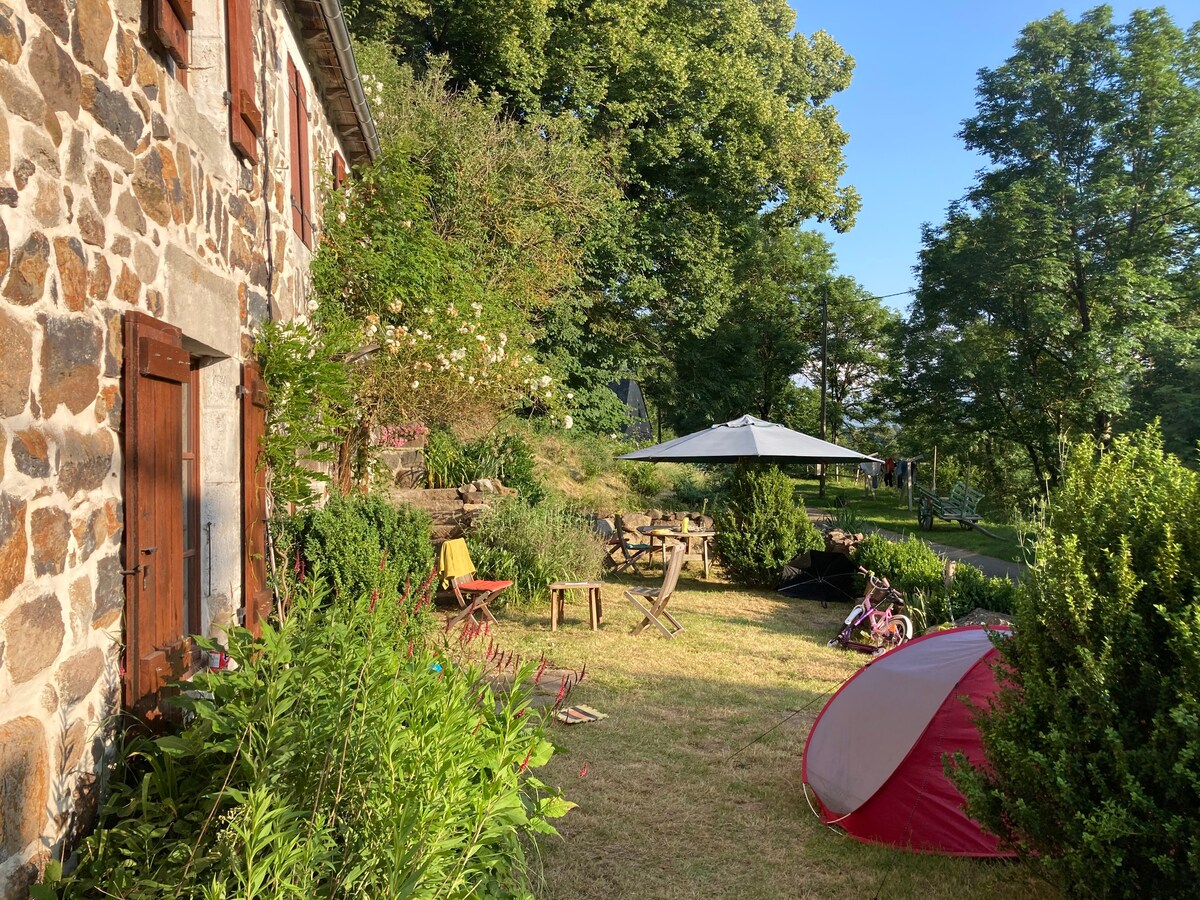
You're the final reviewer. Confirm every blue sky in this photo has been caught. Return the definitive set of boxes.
[791,1,1200,312]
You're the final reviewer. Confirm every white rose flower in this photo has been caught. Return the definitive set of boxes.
[563,415,573,430]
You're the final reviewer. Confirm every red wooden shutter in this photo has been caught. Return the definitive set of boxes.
[226,0,262,163]
[153,0,192,69]
[241,362,272,636]
[123,312,198,723]
[287,57,313,247]
[331,152,345,190]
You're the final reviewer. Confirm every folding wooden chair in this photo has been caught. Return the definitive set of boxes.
[439,538,513,630]
[626,544,686,637]
[610,515,654,576]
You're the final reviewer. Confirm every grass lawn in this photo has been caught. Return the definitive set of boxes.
[798,477,1025,564]
[485,570,1052,899]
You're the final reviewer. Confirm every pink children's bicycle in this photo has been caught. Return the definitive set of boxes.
[827,567,915,655]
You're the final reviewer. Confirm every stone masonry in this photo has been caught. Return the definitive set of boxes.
[0,0,376,893]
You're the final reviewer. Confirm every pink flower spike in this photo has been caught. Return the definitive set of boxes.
[535,658,547,684]
[579,762,589,778]
[518,748,532,772]
[369,589,379,612]
[407,640,414,658]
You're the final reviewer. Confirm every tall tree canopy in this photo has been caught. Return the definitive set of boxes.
[345,0,860,425]
[904,5,1200,486]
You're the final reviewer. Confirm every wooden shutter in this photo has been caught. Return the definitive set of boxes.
[226,0,262,163]
[152,0,192,69]
[122,312,199,723]
[333,151,347,191]
[288,56,313,247]
[241,362,272,636]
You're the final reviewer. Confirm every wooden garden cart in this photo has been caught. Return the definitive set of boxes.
[915,481,995,536]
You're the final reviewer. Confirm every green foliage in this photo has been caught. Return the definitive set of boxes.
[905,7,1200,489]
[855,533,1017,621]
[346,2,860,433]
[467,497,607,608]
[713,465,822,587]
[856,533,945,599]
[285,494,434,602]
[423,429,546,502]
[256,319,357,509]
[61,575,568,897]
[622,462,667,505]
[953,427,1200,896]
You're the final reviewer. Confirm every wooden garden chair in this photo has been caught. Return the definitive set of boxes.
[439,538,513,630]
[626,544,686,638]
[610,515,655,576]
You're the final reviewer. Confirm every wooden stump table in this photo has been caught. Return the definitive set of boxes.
[549,581,604,631]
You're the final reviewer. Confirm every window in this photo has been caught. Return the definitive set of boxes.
[287,56,313,247]
[226,0,262,162]
[122,312,203,722]
[151,0,193,86]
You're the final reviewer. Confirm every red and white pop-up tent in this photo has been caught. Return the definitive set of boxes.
[802,626,1015,857]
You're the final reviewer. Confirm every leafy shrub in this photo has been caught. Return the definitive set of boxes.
[945,562,1017,618]
[256,319,357,509]
[58,575,568,898]
[713,464,822,587]
[855,533,945,598]
[424,429,546,502]
[467,497,607,608]
[623,461,666,504]
[953,428,1200,896]
[286,494,434,602]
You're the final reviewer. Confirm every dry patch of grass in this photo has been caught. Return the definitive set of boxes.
[487,569,1053,900]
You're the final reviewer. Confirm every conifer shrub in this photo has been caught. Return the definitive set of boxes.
[952,427,1200,896]
[713,464,822,587]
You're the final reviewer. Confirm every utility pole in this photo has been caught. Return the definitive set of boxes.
[819,287,829,498]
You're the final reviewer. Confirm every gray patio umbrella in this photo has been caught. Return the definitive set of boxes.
[616,414,879,465]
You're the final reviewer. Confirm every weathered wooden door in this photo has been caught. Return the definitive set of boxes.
[241,362,272,635]
[122,312,198,721]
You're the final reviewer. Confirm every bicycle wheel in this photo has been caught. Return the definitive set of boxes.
[918,498,934,531]
[880,615,914,648]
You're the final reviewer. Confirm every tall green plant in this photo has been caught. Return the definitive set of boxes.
[952,427,1200,896]
[467,497,606,608]
[256,319,357,509]
[713,464,822,587]
[59,575,570,898]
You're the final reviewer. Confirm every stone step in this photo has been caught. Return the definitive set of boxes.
[390,487,463,506]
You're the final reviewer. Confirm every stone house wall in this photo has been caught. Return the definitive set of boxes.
[0,0,372,892]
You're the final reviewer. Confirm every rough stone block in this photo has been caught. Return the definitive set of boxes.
[78,199,106,247]
[0,308,32,417]
[72,507,106,563]
[30,506,69,575]
[0,11,20,64]
[1,594,63,683]
[115,27,135,86]
[114,189,146,234]
[54,236,88,311]
[91,552,122,628]
[132,145,177,227]
[29,27,80,118]
[3,232,49,305]
[56,647,104,707]
[0,493,28,603]
[94,135,134,173]
[27,0,69,41]
[72,0,113,77]
[31,179,62,227]
[57,427,114,497]
[81,74,144,152]
[0,65,47,124]
[38,314,102,415]
[0,717,49,859]
[12,427,50,478]
[69,574,92,638]
[112,262,140,305]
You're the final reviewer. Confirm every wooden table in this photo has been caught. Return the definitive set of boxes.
[639,526,716,579]
[549,581,604,631]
